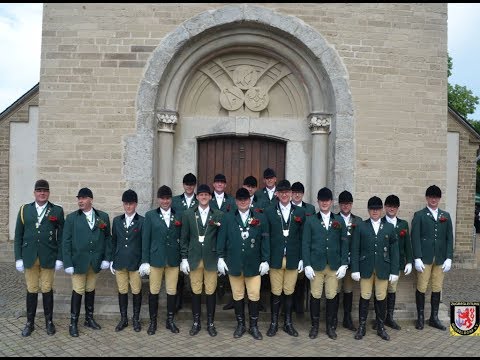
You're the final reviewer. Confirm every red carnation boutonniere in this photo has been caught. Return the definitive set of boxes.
[350,223,356,229]
[439,216,447,223]
[254,208,263,213]
[294,216,302,224]
[226,204,231,212]
[248,218,260,227]
[98,220,107,230]
[48,215,58,222]
[209,219,221,227]
[174,220,182,227]
[332,220,341,230]
[399,229,407,237]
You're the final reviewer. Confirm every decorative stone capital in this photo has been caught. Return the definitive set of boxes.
[308,113,332,134]
[156,110,178,133]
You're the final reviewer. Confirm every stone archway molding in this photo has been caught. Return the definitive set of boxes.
[125,4,354,215]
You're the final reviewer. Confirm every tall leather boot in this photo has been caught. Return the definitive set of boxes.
[293,276,306,314]
[428,292,446,330]
[267,294,281,337]
[147,292,158,335]
[415,290,425,330]
[375,298,390,340]
[308,295,320,339]
[354,297,369,340]
[342,292,357,331]
[283,294,298,337]
[248,300,263,340]
[372,297,378,330]
[166,294,179,333]
[385,292,401,330]
[233,299,246,338]
[69,291,82,337]
[175,274,184,313]
[115,293,128,332]
[132,292,142,332]
[84,290,101,329]
[43,290,56,335]
[206,293,217,337]
[189,293,201,336]
[326,298,337,340]
[21,292,38,337]
[331,293,339,330]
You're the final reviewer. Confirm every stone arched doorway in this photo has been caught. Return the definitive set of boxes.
[124,4,355,215]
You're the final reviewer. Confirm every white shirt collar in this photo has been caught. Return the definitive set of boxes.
[161,208,171,216]
[199,206,210,214]
[386,215,397,226]
[83,208,93,217]
[370,218,381,226]
[427,206,438,214]
[35,202,47,210]
[125,212,136,221]
[280,202,291,212]
[340,212,351,224]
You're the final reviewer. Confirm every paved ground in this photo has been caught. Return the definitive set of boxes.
[1,262,479,357]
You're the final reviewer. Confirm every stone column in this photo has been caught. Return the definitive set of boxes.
[156,110,178,189]
[309,114,331,200]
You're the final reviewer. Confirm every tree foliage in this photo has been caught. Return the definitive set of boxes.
[448,55,479,121]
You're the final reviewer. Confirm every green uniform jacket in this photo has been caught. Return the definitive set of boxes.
[209,193,237,213]
[111,213,144,271]
[302,212,349,271]
[142,208,181,267]
[217,210,270,277]
[351,219,399,280]
[62,208,112,274]
[172,194,197,218]
[14,201,65,268]
[254,187,278,210]
[265,204,306,269]
[180,206,224,271]
[337,213,363,265]
[411,207,454,265]
[382,216,413,269]
[297,201,316,217]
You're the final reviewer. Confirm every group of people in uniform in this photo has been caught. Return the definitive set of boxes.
[14,170,454,341]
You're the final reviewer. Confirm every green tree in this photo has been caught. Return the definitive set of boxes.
[448,55,479,121]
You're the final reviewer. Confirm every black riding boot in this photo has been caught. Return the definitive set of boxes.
[22,292,38,337]
[233,299,246,338]
[166,294,179,333]
[415,290,425,330]
[189,293,202,336]
[375,298,390,340]
[43,290,56,335]
[428,292,446,330]
[84,290,101,329]
[326,298,337,340]
[283,294,298,337]
[332,293,339,330]
[293,276,306,314]
[69,291,82,337]
[385,292,401,330]
[115,293,128,332]
[309,295,320,339]
[354,297,369,340]
[342,292,357,331]
[206,293,217,337]
[147,292,158,335]
[372,297,378,330]
[175,274,184,313]
[267,294,281,336]
[132,292,142,332]
[248,300,263,340]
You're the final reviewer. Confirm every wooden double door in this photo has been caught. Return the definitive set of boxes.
[197,136,286,195]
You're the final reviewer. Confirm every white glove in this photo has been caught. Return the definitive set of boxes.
[139,263,151,276]
[389,274,399,283]
[180,259,190,275]
[442,258,452,273]
[351,272,360,281]
[259,261,270,276]
[15,259,24,273]
[110,261,116,275]
[414,258,425,273]
[55,260,63,271]
[404,263,412,276]
[217,258,228,276]
[304,265,315,280]
[100,260,110,270]
[65,267,74,275]
[336,265,348,279]
[297,260,304,273]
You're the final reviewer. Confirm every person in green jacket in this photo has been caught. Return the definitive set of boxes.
[110,189,144,333]
[180,184,224,337]
[63,187,112,337]
[351,196,399,341]
[411,185,453,332]
[217,187,270,340]
[14,179,65,337]
[140,185,182,335]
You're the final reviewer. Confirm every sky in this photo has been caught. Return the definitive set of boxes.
[0,3,479,120]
